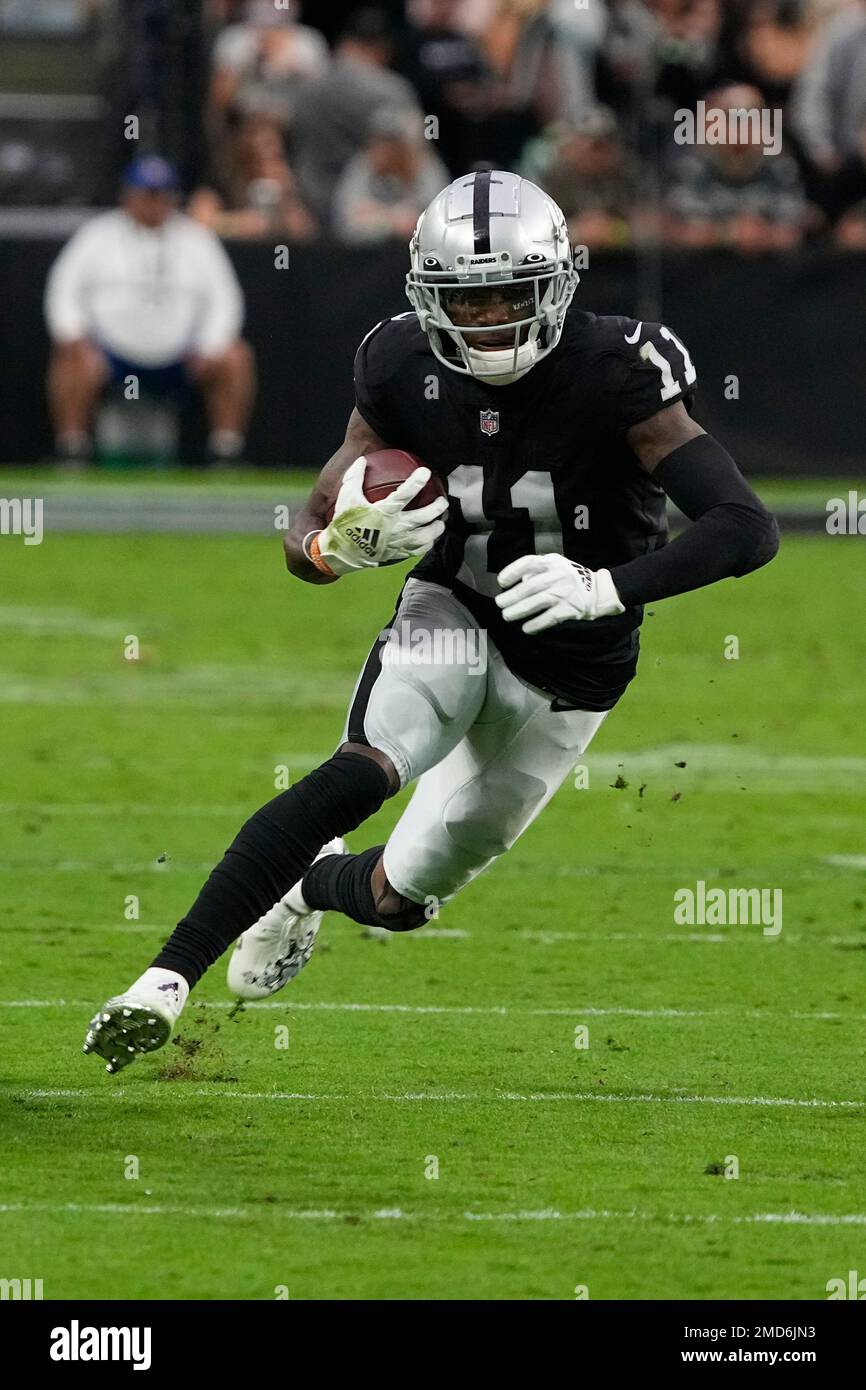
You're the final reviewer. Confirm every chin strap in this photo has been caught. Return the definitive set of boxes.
[459,318,546,383]
[466,353,537,386]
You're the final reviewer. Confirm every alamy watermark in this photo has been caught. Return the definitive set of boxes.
[1,1276,43,1299]
[0,497,43,544]
[826,1269,866,1299]
[379,620,487,676]
[674,101,782,157]
[674,880,782,936]
[826,491,866,535]
[50,1321,151,1370]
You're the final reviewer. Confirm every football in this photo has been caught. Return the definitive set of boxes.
[326,448,446,520]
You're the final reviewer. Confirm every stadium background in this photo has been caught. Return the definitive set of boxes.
[2,0,866,1306]
[0,0,864,473]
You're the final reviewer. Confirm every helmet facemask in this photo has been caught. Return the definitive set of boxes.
[407,247,578,386]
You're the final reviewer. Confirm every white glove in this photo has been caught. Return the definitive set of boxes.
[313,456,448,577]
[495,554,625,634]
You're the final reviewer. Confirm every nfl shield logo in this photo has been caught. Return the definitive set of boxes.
[479,409,499,437]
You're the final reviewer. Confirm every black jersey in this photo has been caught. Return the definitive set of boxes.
[353,305,698,711]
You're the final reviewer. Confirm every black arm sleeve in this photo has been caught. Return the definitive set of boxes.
[609,434,780,607]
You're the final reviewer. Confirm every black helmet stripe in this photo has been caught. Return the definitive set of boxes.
[472,169,491,253]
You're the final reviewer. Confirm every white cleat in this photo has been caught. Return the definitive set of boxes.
[82,970,188,1074]
[227,838,346,1000]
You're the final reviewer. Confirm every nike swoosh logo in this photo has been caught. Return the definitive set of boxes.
[624,323,642,344]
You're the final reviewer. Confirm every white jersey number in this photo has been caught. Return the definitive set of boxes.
[447,465,561,597]
[640,327,696,403]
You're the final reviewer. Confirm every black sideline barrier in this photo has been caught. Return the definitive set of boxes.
[0,238,863,474]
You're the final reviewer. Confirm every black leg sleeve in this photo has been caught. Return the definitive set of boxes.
[152,751,391,986]
[302,846,428,932]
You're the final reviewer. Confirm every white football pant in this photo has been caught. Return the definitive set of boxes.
[340,577,609,906]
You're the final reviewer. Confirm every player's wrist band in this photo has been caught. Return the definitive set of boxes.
[304,530,336,577]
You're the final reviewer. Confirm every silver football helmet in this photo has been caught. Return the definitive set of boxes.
[406,170,578,386]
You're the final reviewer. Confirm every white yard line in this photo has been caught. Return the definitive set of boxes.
[20,1087,865,1110]
[23,922,472,939]
[3,743,866,788]
[9,920,863,947]
[523,930,734,944]
[22,922,866,946]
[3,997,865,1023]
[0,862,218,874]
[0,1200,864,1227]
[0,606,128,639]
[521,929,866,946]
[0,803,255,818]
[594,745,866,783]
[217,1000,715,1019]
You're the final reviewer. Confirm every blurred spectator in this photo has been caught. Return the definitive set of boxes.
[397,0,493,173]
[507,0,607,126]
[292,7,422,223]
[804,0,858,15]
[650,0,724,110]
[188,117,316,241]
[208,0,329,132]
[720,0,813,110]
[332,108,449,243]
[601,0,662,107]
[792,0,866,170]
[521,107,637,248]
[205,0,250,24]
[664,83,807,252]
[806,116,866,240]
[834,197,866,247]
[44,156,255,467]
[480,0,532,77]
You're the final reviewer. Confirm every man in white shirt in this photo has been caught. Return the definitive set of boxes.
[44,155,255,466]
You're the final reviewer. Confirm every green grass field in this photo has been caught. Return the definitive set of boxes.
[2,522,865,1300]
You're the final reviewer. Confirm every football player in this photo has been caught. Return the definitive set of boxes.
[84,171,778,1071]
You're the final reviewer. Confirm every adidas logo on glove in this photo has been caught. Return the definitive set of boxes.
[344,525,381,557]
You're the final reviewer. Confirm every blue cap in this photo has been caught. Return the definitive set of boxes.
[122,155,179,192]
